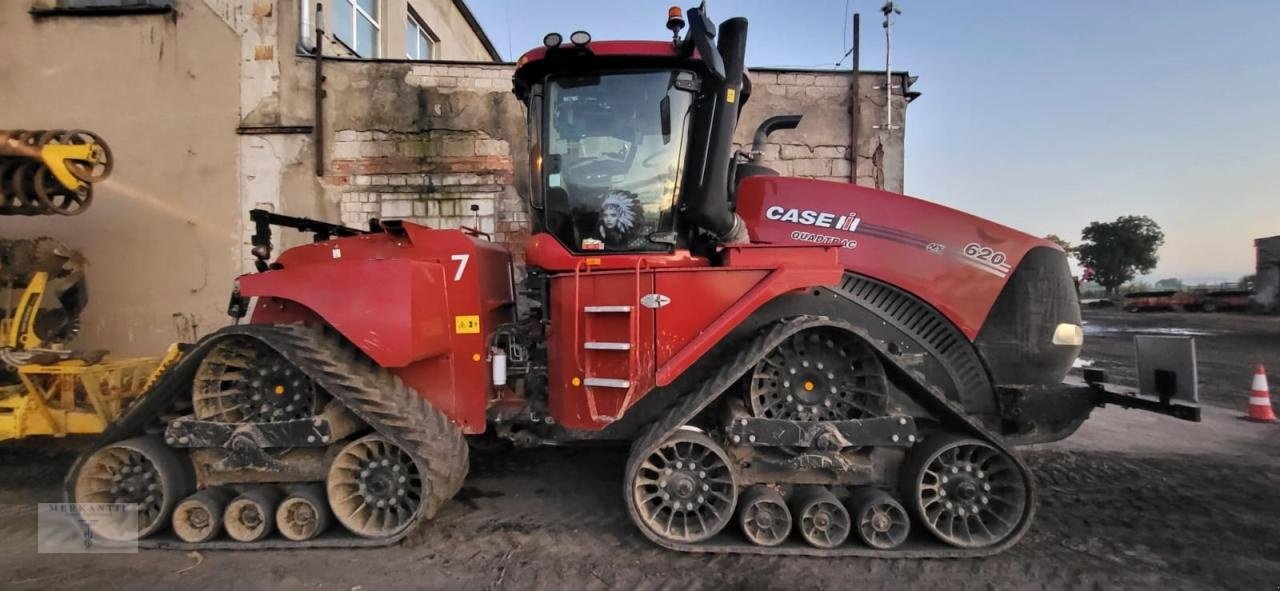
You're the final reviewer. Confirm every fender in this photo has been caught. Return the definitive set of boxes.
[240,257,453,368]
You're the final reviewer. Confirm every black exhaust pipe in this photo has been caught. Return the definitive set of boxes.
[750,115,802,163]
[683,13,749,243]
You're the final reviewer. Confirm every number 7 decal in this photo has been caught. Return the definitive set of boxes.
[450,254,470,281]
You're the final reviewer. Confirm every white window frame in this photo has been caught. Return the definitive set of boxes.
[406,8,437,60]
[335,0,381,59]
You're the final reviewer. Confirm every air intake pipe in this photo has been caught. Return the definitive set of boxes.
[683,14,749,244]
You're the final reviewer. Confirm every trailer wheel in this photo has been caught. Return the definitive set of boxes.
[902,433,1029,548]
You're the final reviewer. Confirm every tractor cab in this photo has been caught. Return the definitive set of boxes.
[513,5,752,259]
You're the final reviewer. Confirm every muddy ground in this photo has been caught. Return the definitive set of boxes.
[1,310,1278,590]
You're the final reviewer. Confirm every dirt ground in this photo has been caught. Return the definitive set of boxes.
[1,309,1278,590]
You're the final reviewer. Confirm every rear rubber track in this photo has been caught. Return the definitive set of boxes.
[624,314,1037,558]
[65,323,468,549]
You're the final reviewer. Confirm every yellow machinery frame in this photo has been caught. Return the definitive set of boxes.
[0,269,181,441]
[0,347,177,442]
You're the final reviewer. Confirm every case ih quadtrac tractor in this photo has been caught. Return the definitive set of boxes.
[67,5,1198,555]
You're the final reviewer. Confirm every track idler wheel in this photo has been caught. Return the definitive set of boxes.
[847,488,910,550]
[790,487,851,549]
[192,337,324,423]
[902,433,1030,548]
[172,488,231,543]
[224,487,283,542]
[327,434,424,539]
[277,484,332,541]
[736,486,791,547]
[628,429,738,544]
[73,436,192,540]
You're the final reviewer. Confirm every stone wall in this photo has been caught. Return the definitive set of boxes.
[308,64,913,264]
[736,68,912,193]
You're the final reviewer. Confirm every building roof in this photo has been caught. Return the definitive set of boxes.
[452,0,502,62]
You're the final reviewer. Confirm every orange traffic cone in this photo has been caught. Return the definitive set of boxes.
[1245,364,1277,423]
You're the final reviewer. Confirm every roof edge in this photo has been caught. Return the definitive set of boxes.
[451,0,502,62]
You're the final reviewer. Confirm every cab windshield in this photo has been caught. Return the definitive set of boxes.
[541,70,696,252]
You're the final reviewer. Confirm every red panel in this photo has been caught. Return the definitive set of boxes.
[544,243,842,431]
[524,233,709,272]
[653,270,767,366]
[735,176,1063,340]
[516,41,684,70]
[243,258,452,366]
[547,269,656,430]
[241,225,514,434]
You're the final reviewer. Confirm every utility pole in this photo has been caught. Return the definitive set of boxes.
[876,1,901,132]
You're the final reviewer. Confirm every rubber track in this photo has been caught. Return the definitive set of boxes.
[623,315,1038,558]
[64,323,468,550]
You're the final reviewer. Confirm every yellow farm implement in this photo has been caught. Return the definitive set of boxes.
[0,353,170,442]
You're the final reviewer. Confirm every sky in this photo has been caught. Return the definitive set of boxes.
[467,1,1280,283]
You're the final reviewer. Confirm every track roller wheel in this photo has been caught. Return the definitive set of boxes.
[172,488,231,543]
[847,488,910,549]
[276,484,332,541]
[224,487,282,542]
[73,436,191,540]
[628,428,738,544]
[736,486,791,547]
[902,433,1030,548]
[327,434,424,539]
[790,487,850,548]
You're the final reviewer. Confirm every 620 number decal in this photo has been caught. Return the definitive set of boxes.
[963,242,1007,266]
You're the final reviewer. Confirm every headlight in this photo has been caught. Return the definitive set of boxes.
[1051,323,1084,346]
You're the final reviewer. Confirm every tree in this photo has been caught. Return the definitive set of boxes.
[1044,234,1073,253]
[1074,216,1164,297]
[1155,277,1183,290]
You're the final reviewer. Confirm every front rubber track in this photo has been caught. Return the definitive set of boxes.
[63,323,468,550]
[624,315,1037,558]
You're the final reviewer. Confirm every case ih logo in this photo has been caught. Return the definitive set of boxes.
[764,206,862,234]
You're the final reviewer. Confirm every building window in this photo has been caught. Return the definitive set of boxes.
[405,10,436,60]
[333,0,379,58]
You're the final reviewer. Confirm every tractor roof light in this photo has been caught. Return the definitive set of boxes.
[667,6,686,39]
[543,32,563,48]
[570,31,591,46]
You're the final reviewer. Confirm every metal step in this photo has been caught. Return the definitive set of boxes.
[584,342,631,351]
[583,305,632,313]
[583,377,631,389]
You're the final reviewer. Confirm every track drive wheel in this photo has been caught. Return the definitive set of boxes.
[902,433,1030,548]
[327,434,424,539]
[73,436,191,540]
[747,327,889,421]
[628,428,738,544]
[192,337,323,422]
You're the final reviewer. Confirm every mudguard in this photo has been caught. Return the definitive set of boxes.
[240,258,452,368]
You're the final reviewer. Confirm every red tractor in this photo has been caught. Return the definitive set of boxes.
[67,5,1198,555]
